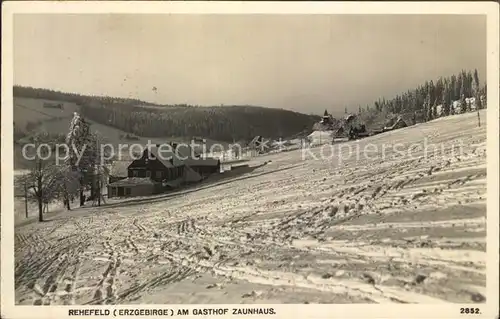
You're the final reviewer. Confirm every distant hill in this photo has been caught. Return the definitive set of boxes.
[13,86,319,142]
[13,86,319,169]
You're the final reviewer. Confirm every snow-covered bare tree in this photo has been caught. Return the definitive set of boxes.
[473,69,480,96]
[459,82,467,114]
[482,84,487,108]
[441,83,451,116]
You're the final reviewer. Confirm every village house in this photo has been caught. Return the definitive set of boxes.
[331,114,368,140]
[108,160,132,184]
[320,110,335,126]
[334,126,345,137]
[107,143,220,198]
[183,155,221,179]
[108,177,161,198]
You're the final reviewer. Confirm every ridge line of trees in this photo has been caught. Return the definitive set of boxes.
[13,86,319,142]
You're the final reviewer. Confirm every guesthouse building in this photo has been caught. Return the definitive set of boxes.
[107,142,220,198]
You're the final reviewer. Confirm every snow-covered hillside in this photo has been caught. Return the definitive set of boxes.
[15,110,487,304]
[307,130,335,145]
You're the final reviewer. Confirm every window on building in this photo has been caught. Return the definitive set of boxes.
[146,170,151,178]
[132,170,139,177]
[125,188,132,195]
[111,187,117,196]
[156,171,162,179]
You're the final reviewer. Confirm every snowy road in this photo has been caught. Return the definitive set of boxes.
[15,111,487,304]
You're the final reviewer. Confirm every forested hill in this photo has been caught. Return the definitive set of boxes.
[13,86,320,142]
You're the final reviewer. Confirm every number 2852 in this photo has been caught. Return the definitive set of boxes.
[460,308,480,314]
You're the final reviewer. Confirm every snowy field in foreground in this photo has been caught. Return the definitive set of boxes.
[14,111,487,304]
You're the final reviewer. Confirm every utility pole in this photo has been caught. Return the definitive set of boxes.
[477,110,481,127]
[24,180,28,218]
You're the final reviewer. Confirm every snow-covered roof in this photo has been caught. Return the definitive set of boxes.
[307,130,334,144]
[108,177,158,187]
[183,156,220,167]
[344,114,357,122]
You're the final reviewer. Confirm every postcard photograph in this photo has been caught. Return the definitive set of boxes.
[1,2,499,319]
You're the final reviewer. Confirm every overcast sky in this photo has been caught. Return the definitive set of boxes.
[14,14,486,115]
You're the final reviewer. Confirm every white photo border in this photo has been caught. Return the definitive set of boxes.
[2,2,499,319]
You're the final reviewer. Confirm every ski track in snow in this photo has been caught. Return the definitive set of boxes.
[15,111,487,304]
